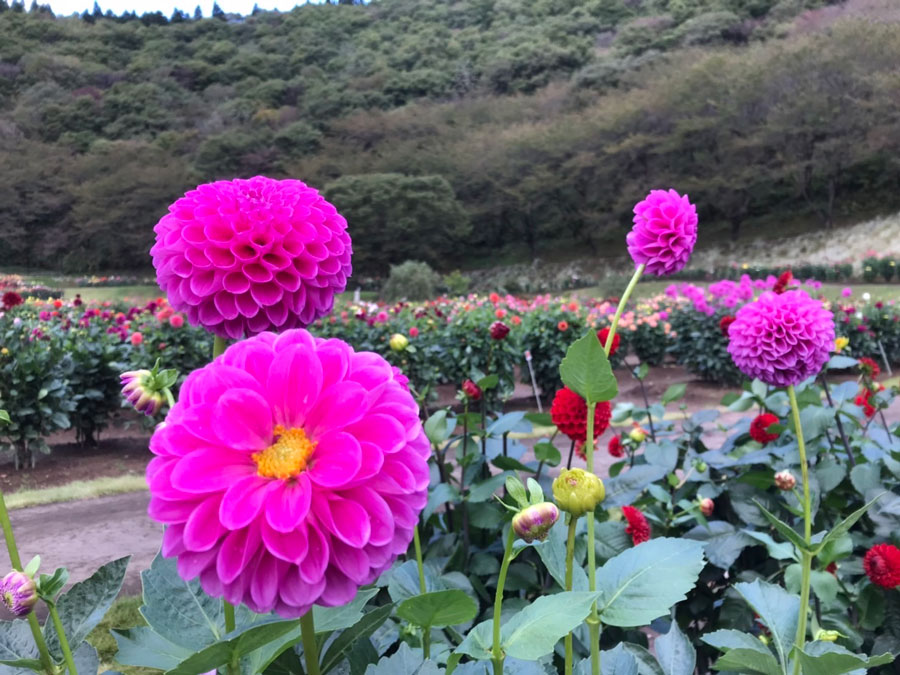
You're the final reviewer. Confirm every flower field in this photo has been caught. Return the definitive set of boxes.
[0,182,898,675]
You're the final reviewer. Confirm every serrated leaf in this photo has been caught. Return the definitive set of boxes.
[424,410,451,445]
[314,588,380,632]
[661,384,687,405]
[113,627,195,671]
[467,472,511,502]
[501,591,599,660]
[533,442,561,466]
[397,590,476,629]
[734,579,799,669]
[712,648,782,675]
[684,521,754,570]
[595,538,705,627]
[365,643,441,675]
[754,500,810,553]
[505,476,528,508]
[526,478,543,505]
[0,620,39,667]
[321,604,394,674]
[813,493,884,557]
[165,619,298,675]
[559,332,618,403]
[655,621,695,675]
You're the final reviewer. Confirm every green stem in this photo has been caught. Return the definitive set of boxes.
[413,525,427,594]
[0,489,55,674]
[564,515,577,675]
[300,609,321,675]
[492,527,516,675]
[224,601,235,633]
[48,603,78,675]
[585,402,601,675]
[213,335,228,359]
[603,264,645,357]
[788,385,812,674]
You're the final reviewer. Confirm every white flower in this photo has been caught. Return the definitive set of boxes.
[862,292,871,302]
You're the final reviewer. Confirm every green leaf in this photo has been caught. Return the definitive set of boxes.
[784,565,838,605]
[751,379,768,400]
[826,355,858,370]
[597,643,639,675]
[535,518,588,591]
[320,604,394,674]
[314,588,380,632]
[743,531,798,561]
[423,483,460,522]
[533,442,561,467]
[365,643,441,675]
[396,590,477,629]
[477,374,499,390]
[37,567,69,600]
[595,538,706,627]
[812,493,884,557]
[684,521,754,570]
[702,629,775,655]
[655,621,695,675]
[796,642,894,675]
[857,583,885,631]
[487,412,526,436]
[467,472,511,502]
[73,642,100,674]
[505,476,528,508]
[424,410,452,445]
[622,643,666,675]
[23,556,40,578]
[0,620,39,667]
[501,591,599,660]
[165,620,298,675]
[734,579,799,669]
[712,648,782,675]
[0,410,9,425]
[45,556,130,659]
[526,478,543,505]
[849,464,880,496]
[661,384,687,405]
[754,500,810,553]
[559,331,618,404]
[113,627,195,671]
[493,457,534,473]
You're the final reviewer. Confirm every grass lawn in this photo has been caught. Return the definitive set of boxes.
[5,475,147,510]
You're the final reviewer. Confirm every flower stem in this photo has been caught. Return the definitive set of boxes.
[213,335,227,359]
[564,515,577,675]
[585,402,601,675]
[300,609,321,675]
[413,525,427,594]
[491,526,516,675]
[788,384,812,673]
[603,264,645,357]
[0,488,55,674]
[224,601,235,632]
[47,603,78,675]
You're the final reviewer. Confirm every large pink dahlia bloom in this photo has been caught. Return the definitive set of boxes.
[146,329,429,617]
[727,290,834,388]
[626,189,698,276]
[151,177,351,339]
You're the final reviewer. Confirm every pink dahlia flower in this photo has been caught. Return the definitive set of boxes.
[626,189,698,276]
[146,329,429,617]
[151,177,351,339]
[727,290,834,387]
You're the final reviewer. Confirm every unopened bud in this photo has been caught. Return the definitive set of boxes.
[814,629,840,642]
[695,460,708,473]
[552,468,605,517]
[699,497,714,517]
[0,571,37,616]
[774,470,796,491]
[389,333,409,352]
[462,379,482,401]
[629,426,646,443]
[512,502,560,543]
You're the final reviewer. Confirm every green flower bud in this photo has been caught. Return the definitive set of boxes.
[389,333,409,352]
[552,468,605,517]
[512,502,559,543]
[814,629,840,642]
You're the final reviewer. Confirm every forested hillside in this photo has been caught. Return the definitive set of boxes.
[1,0,899,274]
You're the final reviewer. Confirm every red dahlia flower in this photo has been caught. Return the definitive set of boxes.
[490,321,510,340]
[557,320,569,332]
[1,291,23,309]
[719,315,736,337]
[462,379,482,401]
[607,435,625,458]
[597,327,620,356]
[773,270,793,295]
[749,413,780,444]
[863,544,900,589]
[622,505,650,545]
[858,357,881,379]
[550,387,611,444]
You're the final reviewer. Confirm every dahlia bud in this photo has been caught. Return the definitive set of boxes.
[552,468,605,517]
[774,470,796,491]
[699,497,714,517]
[461,379,482,401]
[814,629,840,642]
[512,502,560,543]
[120,360,177,417]
[629,426,646,443]
[389,333,409,352]
[489,321,510,341]
[0,571,37,616]
[694,459,708,473]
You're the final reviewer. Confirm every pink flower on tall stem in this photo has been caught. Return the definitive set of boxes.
[626,189,698,276]
[727,290,834,388]
[151,177,351,339]
[146,329,429,617]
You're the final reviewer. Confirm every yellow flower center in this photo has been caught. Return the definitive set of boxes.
[252,425,316,480]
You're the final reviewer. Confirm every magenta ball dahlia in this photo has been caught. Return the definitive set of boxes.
[146,329,429,617]
[727,290,834,387]
[626,189,698,276]
[151,177,351,339]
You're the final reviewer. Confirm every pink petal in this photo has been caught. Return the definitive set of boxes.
[216,524,262,584]
[347,487,395,547]
[305,382,368,436]
[265,345,323,429]
[219,475,274,530]
[298,520,330,584]
[183,495,226,552]
[280,566,326,607]
[250,554,286,610]
[262,519,308,564]
[308,432,362,488]
[170,450,255,494]
[330,538,371,584]
[319,568,359,607]
[265,476,312,533]
[213,390,273,451]
[312,493,370,548]
[352,441,384,482]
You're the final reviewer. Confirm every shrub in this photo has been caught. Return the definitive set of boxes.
[668,307,744,384]
[381,260,441,301]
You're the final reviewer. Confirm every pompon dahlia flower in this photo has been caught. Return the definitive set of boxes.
[863,544,900,589]
[626,189,698,276]
[151,177,351,339]
[727,290,834,388]
[146,329,429,617]
[622,505,650,545]
[749,413,780,444]
[550,387,611,444]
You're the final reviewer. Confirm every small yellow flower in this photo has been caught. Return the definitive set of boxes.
[0,348,7,355]
[834,337,849,353]
[814,629,841,642]
[741,263,749,270]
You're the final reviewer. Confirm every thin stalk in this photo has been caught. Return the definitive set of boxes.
[788,385,812,673]
[213,335,228,359]
[564,515,578,675]
[224,601,235,633]
[819,374,854,465]
[567,439,575,470]
[300,610,321,675]
[0,488,55,674]
[413,526,427,594]
[47,603,78,675]
[491,527,516,675]
[585,402,601,675]
[627,357,656,442]
[603,264,645,357]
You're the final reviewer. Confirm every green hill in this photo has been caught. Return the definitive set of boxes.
[1,0,899,275]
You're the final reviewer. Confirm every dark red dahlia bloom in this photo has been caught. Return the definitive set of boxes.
[490,321,510,341]
[825,562,838,576]
[719,315,736,337]
[864,544,900,589]
[597,327,621,356]
[749,413,780,444]
[858,357,881,379]
[462,379,482,401]
[608,435,625,458]
[1,291,23,309]
[773,270,793,294]
[550,387,611,443]
[622,505,650,545]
